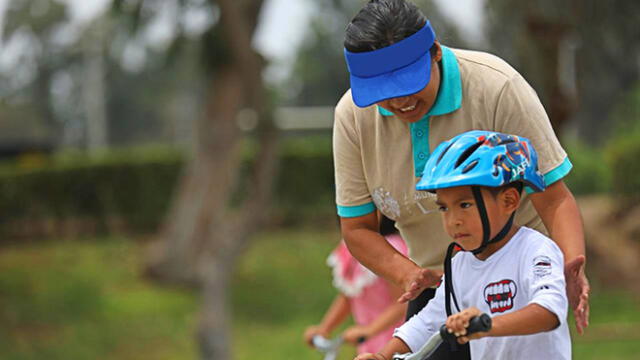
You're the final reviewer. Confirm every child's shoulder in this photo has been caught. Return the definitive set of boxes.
[515,226,564,261]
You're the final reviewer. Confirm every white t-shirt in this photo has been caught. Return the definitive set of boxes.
[394,227,571,360]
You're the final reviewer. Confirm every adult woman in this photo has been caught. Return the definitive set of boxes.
[333,0,589,337]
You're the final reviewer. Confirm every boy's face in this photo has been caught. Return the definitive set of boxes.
[434,186,519,252]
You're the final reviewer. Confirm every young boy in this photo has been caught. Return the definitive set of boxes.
[355,130,571,360]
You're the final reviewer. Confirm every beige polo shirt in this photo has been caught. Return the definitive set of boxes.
[333,46,572,268]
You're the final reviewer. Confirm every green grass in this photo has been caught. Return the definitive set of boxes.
[1,230,639,359]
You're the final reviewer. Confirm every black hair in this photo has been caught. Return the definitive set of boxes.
[379,214,398,236]
[486,182,524,198]
[344,0,429,53]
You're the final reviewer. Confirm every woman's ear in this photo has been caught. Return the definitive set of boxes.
[500,187,521,213]
[433,41,443,62]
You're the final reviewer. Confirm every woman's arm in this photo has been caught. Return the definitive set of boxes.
[529,180,590,334]
[304,294,351,346]
[341,213,442,301]
[342,285,408,344]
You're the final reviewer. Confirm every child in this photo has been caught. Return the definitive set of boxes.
[355,130,571,360]
[305,214,409,354]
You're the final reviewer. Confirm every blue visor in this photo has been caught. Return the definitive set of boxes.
[344,21,436,108]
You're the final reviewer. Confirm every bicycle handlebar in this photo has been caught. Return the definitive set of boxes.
[392,313,492,360]
[439,313,492,347]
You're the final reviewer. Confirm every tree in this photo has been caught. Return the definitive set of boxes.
[485,0,640,141]
[114,0,281,358]
[0,0,77,145]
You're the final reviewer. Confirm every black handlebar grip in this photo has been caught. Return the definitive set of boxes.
[439,313,492,346]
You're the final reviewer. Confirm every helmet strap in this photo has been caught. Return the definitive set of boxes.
[470,186,516,255]
[443,186,516,321]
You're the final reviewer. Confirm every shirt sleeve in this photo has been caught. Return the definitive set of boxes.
[333,92,376,217]
[522,236,568,327]
[393,280,448,352]
[493,74,572,185]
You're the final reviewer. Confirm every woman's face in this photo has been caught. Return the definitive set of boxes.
[376,42,442,124]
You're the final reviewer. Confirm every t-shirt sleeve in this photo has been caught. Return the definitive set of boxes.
[522,235,568,327]
[493,74,572,186]
[393,279,447,352]
[333,93,376,217]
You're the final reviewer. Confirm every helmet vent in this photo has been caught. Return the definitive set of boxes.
[461,159,479,174]
[455,141,484,168]
[436,142,455,165]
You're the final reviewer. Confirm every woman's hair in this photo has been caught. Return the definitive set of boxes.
[379,214,398,236]
[344,0,428,53]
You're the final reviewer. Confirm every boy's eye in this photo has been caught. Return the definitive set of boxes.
[438,205,447,212]
[460,202,472,209]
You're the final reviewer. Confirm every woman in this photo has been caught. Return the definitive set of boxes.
[333,0,589,342]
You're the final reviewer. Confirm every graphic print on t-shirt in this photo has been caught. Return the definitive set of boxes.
[483,279,517,313]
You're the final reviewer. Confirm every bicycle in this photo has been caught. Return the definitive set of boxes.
[392,313,492,360]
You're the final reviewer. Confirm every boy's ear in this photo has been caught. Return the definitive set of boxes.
[500,187,521,213]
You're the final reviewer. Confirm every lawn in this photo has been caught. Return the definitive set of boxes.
[0,229,639,359]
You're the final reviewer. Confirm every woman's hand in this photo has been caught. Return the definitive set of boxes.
[445,307,489,344]
[342,325,370,344]
[397,267,443,303]
[565,255,590,334]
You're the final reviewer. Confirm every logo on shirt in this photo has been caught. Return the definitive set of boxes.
[533,255,553,278]
[372,187,401,219]
[483,279,517,313]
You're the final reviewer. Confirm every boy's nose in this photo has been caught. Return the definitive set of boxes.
[446,214,462,229]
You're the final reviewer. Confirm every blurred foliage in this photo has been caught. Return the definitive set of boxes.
[486,0,640,142]
[563,140,612,195]
[0,136,336,239]
[0,146,184,236]
[606,132,640,206]
[605,85,640,205]
[563,83,640,200]
[1,230,640,359]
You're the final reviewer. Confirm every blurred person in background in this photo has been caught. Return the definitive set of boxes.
[304,214,409,354]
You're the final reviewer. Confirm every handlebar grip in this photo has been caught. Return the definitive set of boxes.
[439,313,492,345]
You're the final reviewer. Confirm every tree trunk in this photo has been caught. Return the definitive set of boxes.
[145,1,277,358]
[145,65,245,284]
[197,255,234,359]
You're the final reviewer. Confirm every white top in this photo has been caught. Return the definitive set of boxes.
[394,227,571,360]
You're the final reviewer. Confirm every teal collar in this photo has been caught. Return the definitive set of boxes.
[377,46,462,117]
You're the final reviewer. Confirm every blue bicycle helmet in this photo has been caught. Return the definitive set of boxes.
[416,130,546,319]
[416,130,545,192]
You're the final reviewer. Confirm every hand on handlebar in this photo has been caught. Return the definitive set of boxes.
[342,325,369,345]
[445,307,490,344]
[304,325,329,347]
[397,268,444,303]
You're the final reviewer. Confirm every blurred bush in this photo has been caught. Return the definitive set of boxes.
[0,137,336,240]
[606,130,640,206]
[564,140,612,195]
